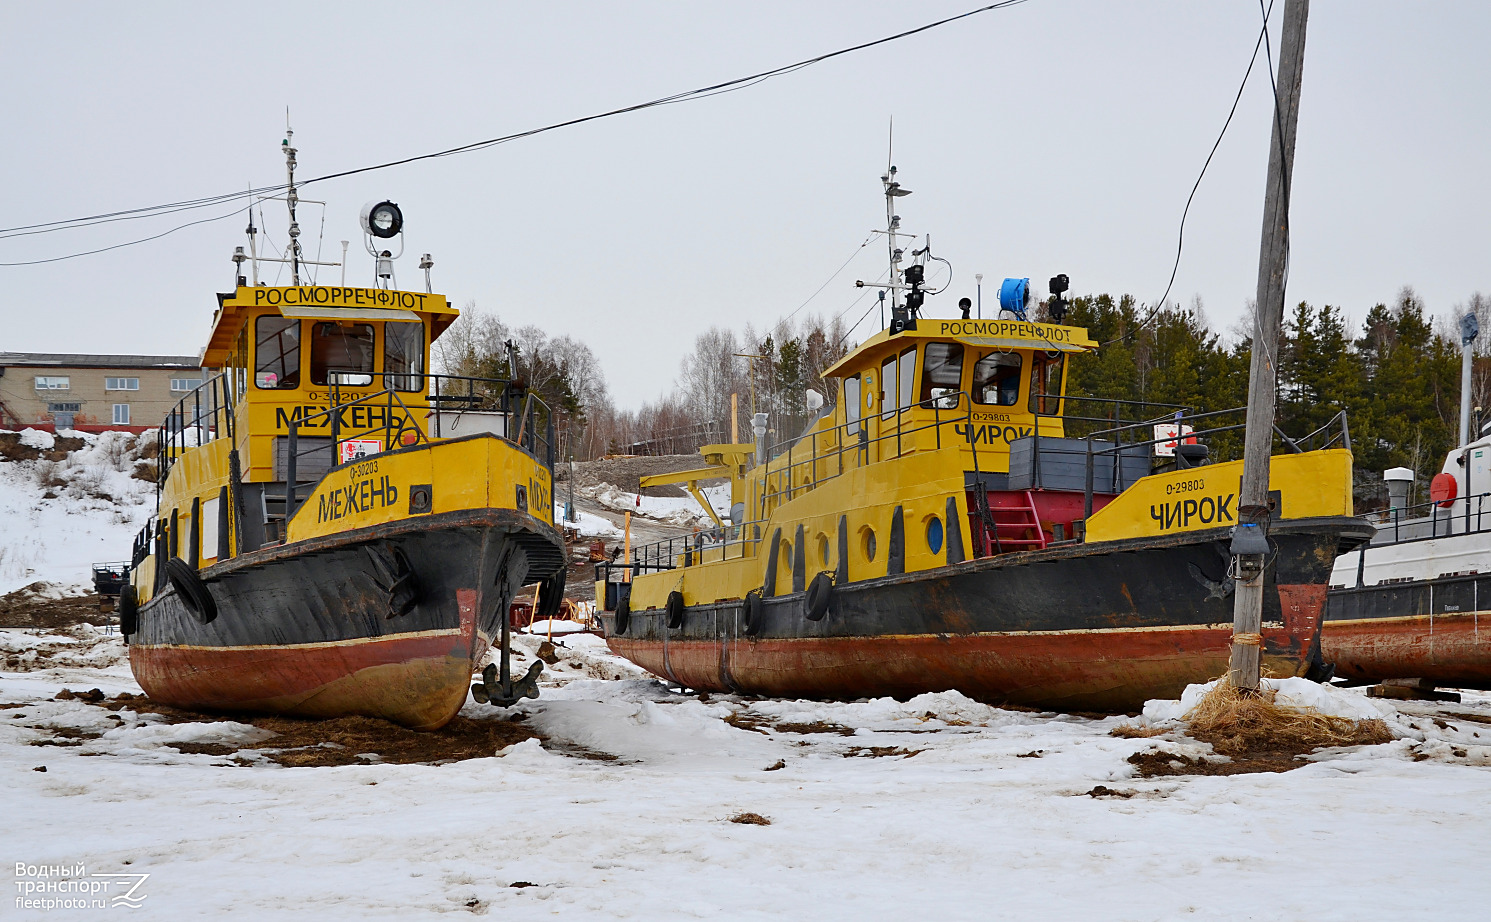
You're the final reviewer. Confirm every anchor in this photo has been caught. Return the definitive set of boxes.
[472,660,543,707]
[472,552,543,707]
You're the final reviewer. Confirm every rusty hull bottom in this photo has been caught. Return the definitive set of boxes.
[1323,614,1491,688]
[608,626,1311,714]
[127,509,566,731]
[131,629,487,731]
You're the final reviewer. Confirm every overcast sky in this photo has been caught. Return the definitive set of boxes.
[2,2,1487,407]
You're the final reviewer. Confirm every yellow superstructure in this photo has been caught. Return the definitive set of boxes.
[133,284,553,605]
[612,319,1354,614]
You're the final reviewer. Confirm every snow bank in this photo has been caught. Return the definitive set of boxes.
[18,428,55,450]
[102,719,277,751]
[1142,677,1394,724]
[584,482,725,527]
[521,618,591,635]
[0,429,154,594]
[553,503,623,538]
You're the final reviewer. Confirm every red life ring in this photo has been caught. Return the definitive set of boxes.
[1430,473,1458,508]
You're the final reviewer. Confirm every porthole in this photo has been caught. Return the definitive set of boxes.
[860,525,877,562]
[780,539,793,573]
[818,533,831,566]
[926,516,944,555]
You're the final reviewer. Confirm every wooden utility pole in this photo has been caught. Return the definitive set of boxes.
[1231,0,1309,690]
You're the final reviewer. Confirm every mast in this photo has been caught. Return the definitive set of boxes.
[883,166,905,314]
[283,125,302,286]
[1460,311,1480,446]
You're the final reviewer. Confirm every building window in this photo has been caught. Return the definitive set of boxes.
[113,404,131,425]
[47,403,82,413]
[34,376,70,391]
[171,378,203,392]
[106,377,140,391]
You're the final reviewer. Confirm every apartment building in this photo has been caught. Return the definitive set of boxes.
[0,352,203,432]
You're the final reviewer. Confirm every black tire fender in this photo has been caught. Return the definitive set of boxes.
[665,590,686,630]
[165,556,217,625]
[118,584,138,638]
[742,588,763,637]
[537,568,567,619]
[613,595,631,636]
[804,571,834,622]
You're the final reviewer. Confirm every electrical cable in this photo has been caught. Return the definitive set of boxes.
[781,235,875,326]
[1252,0,1290,376]
[1110,0,1276,345]
[0,201,255,267]
[0,1,1032,259]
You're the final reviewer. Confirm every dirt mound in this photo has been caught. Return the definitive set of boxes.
[94,692,540,766]
[0,585,113,629]
[561,455,724,498]
[0,432,86,462]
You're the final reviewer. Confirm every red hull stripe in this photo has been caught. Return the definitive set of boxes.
[1323,613,1491,687]
[130,628,487,730]
[608,624,1311,712]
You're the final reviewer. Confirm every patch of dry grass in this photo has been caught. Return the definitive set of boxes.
[1185,682,1394,758]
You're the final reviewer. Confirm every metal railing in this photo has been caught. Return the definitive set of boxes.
[619,392,985,574]
[284,387,430,519]
[749,390,987,520]
[618,397,1357,572]
[1039,407,1353,518]
[1370,492,1491,544]
[283,376,555,520]
[157,371,238,487]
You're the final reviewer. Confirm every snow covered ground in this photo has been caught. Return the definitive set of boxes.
[0,429,154,595]
[4,627,1491,920]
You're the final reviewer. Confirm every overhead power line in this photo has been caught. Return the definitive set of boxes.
[1114,0,1277,345]
[0,1,1031,266]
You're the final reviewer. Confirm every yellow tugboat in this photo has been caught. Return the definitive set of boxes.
[596,168,1372,712]
[119,133,566,730]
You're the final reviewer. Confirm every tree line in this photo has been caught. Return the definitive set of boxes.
[1056,287,1488,503]
[436,287,1490,503]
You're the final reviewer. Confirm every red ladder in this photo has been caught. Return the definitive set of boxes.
[973,490,1048,554]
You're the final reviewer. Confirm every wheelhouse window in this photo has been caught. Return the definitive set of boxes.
[383,321,424,392]
[311,322,375,387]
[973,351,1022,406]
[255,316,301,389]
[843,375,861,429]
[880,347,917,420]
[105,377,139,391]
[1029,352,1066,415]
[899,348,915,414]
[233,326,249,400]
[919,342,964,408]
